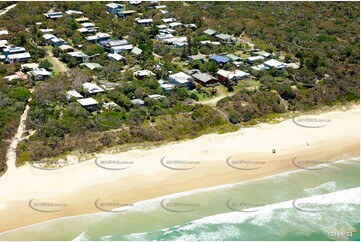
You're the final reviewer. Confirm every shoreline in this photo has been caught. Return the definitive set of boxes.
[0,105,359,233]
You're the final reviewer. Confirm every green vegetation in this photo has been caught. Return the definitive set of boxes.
[0,1,358,169]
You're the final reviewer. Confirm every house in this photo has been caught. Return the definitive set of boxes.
[226,54,242,62]
[173,41,188,48]
[4,71,27,81]
[85,35,98,43]
[163,36,187,45]
[75,17,89,23]
[68,51,89,63]
[234,70,250,79]
[0,30,9,35]
[39,28,54,33]
[118,10,137,18]
[8,52,31,63]
[160,83,175,91]
[80,63,102,70]
[108,53,125,62]
[28,68,52,80]
[264,59,285,69]
[184,23,197,29]
[168,22,183,29]
[200,40,221,46]
[3,47,27,57]
[162,18,175,24]
[82,82,104,95]
[42,33,56,42]
[203,28,217,36]
[130,99,145,106]
[81,23,96,28]
[131,46,142,56]
[169,72,193,87]
[106,3,124,14]
[187,55,207,63]
[157,25,168,30]
[50,37,65,47]
[134,70,156,79]
[129,1,142,5]
[215,33,235,43]
[96,33,111,42]
[155,33,174,41]
[155,5,167,9]
[209,55,230,65]
[246,55,265,65]
[21,63,39,70]
[99,82,119,91]
[148,94,165,100]
[192,72,218,87]
[136,19,153,26]
[77,98,99,112]
[65,10,83,15]
[59,44,74,52]
[66,90,83,100]
[217,69,238,84]
[111,44,134,53]
[103,102,119,110]
[77,27,98,34]
[44,12,63,19]
[160,10,169,15]
[251,64,269,71]
[101,39,129,51]
[0,40,8,51]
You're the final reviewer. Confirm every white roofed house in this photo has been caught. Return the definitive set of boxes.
[68,51,89,63]
[44,12,63,19]
[263,59,286,70]
[77,97,99,112]
[134,70,156,79]
[50,37,65,47]
[168,22,183,29]
[169,72,194,88]
[28,68,52,81]
[131,46,142,56]
[66,90,83,100]
[65,10,83,15]
[234,70,251,79]
[162,18,175,24]
[39,28,54,33]
[8,52,31,63]
[130,99,145,106]
[82,82,105,96]
[111,44,134,53]
[246,55,265,65]
[136,19,153,26]
[108,53,125,62]
[106,3,124,14]
[217,69,238,85]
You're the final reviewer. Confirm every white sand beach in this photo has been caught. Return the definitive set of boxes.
[0,105,359,232]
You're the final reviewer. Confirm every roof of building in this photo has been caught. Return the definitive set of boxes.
[75,17,89,22]
[66,90,83,99]
[65,10,83,15]
[251,64,270,71]
[39,28,54,33]
[234,70,250,78]
[264,59,284,68]
[96,32,111,38]
[188,55,206,61]
[111,44,134,51]
[130,99,145,105]
[106,3,124,9]
[21,63,39,70]
[80,63,102,70]
[169,72,193,84]
[192,72,217,83]
[168,22,183,28]
[43,34,56,40]
[104,39,129,47]
[8,52,31,59]
[148,94,165,99]
[81,22,96,28]
[59,44,74,50]
[82,82,104,93]
[247,55,265,62]
[162,18,175,23]
[29,68,51,76]
[217,69,236,79]
[209,55,230,63]
[136,19,153,23]
[134,70,155,77]
[226,54,241,61]
[203,28,217,36]
[68,51,88,58]
[131,46,142,55]
[108,52,125,61]
[215,33,233,40]
[155,5,167,9]
[77,97,98,106]
[160,83,175,89]
[0,30,9,35]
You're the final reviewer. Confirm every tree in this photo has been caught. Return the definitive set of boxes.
[39,59,53,71]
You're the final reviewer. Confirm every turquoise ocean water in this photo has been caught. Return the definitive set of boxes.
[0,157,359,241]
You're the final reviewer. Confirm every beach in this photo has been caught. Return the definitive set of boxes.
[0,104,359,234]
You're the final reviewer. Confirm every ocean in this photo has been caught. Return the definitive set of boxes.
[0,157,359,241]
